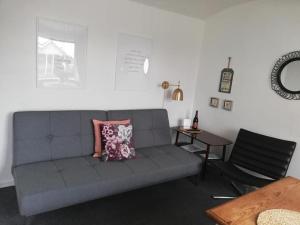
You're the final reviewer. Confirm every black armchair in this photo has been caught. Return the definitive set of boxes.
[212,129,296,198]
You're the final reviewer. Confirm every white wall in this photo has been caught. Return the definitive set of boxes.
[194,0,300,178]
[0,0,205,187]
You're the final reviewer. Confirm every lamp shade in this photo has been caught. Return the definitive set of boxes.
[172,88,183,101]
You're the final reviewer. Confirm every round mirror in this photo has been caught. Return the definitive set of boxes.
[271,51,300,100]
[280,60,300,92]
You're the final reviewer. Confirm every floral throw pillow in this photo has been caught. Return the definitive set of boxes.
[100,123,135,161]
[92,119,130,158]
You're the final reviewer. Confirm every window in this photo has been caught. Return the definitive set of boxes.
[37,18,87,88]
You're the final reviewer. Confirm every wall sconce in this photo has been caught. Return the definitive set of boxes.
[161,81,183,101]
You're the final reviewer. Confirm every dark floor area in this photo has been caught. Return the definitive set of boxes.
[0,165,234,225]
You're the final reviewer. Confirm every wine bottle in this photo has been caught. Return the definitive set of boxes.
[192,110,199,129]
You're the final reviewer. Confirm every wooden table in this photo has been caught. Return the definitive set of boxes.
[175,127,232,177]
[206,177,300,225]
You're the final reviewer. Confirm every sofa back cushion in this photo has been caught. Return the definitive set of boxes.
[13,111,107,167]
[107,109,171,149]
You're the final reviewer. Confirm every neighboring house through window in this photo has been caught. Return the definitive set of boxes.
[37,18,87,88]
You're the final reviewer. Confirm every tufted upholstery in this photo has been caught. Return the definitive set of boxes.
[13,145,202,216]
[13,109,202,216]
[107,109,171,148]
[13,111,107,167]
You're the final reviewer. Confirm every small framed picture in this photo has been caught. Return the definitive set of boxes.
[210,97,219,108]
[223,100,233,111]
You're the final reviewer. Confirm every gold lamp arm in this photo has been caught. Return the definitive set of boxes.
[161,81,181,89]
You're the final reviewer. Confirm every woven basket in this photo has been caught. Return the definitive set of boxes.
[257,209,300,225]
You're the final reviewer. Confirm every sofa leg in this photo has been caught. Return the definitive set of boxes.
[24,216,34,225]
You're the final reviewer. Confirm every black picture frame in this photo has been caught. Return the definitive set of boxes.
[223,100,233,111]
[210,97,219,108]
[219,68,234,93]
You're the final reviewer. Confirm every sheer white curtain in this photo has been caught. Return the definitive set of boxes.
[37,18,88,88]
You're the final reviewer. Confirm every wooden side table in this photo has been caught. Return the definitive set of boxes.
[174,127,232,178]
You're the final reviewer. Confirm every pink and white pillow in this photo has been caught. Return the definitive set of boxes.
[100,123,135,161]
[92,119,130,158]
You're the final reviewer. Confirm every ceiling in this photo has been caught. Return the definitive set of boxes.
[130,0,254,19]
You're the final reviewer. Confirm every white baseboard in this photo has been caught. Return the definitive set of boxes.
[0,179,14,188]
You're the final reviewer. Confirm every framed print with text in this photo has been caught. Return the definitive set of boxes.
[219,57,234,93]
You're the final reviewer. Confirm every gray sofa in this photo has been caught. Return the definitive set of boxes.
[13,109,202,216]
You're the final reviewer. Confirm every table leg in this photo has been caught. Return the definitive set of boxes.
[222,145,227,161]
[175,130,180,146]
[202,144,210,179]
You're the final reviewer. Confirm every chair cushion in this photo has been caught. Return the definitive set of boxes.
[13,145,202,216]
[211,160,273,187]
[230,129,296,179]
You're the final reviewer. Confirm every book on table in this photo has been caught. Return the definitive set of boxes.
[180,145,222,159]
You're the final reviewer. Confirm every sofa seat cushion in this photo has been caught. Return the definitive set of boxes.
[13,145,202,216]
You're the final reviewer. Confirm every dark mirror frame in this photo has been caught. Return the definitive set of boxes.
[271,51,300,100]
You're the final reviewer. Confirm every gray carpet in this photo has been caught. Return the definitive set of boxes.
[0,166,234,225]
